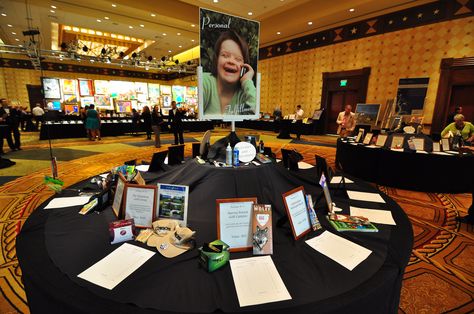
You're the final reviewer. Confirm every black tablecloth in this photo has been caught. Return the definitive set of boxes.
[236,120,320,136]
[17,161,412,314]
[39,120,214,140]
[336,139,474,193]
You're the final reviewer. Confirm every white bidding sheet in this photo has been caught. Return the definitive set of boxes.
[77,243,155,290]
[305,231,372,271]
[347,190,386,203]
[330,176,354,184]
[44,196,91,209]
[230,256,292,307]
[350,206,396,225]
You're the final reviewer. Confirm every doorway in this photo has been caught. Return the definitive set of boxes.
[320,67,370,134]
[326,90,358,134]
[26,85,44,110]
[448,85,474,123]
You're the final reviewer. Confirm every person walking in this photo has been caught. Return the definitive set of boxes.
[168,101,184,145]
[151,105,164,148]
[141,106,152,140]
[32,103,45,131]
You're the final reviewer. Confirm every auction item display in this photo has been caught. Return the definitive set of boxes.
[252,204,273,255]
[282,186,311,240]
[156,184,189,226]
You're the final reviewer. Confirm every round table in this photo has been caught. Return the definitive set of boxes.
[17,161,413,314]
[336,139,474,193]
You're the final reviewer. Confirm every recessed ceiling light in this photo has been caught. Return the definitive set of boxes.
[51,5,57,9]
[178,45,182,48]
[168,50,172,53]
[162,33,167,36]
[50,10,55,13]
[151,13,156,17]
[15,38,20,41]
[191,39,195,42]
[308,21,313,25]
[7,24,12,27]
[111,4,117,7]
[1,13,7,17]
[248,12,253,16]
[129,26,133,29]
[19,44,23,47]
[104,16,110,20]
[349,8,355,12]
[11,32,16,35]
[97,19,102,22]
[140,24,144,27]
[191,24,195,27]
[213,0,219,3]
[276,31,281,35]
[177,32,181,35]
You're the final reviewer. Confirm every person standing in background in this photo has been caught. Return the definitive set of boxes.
[32,103,45,131]
[0,100,8,155]
[141,106,152,140]
[131,109,140,136]
[336,105,356,137]
[447,106,462,124]
[168,101,184,145]
[295,105,304,140]
[5,105,21,151]
[85,104,101,141]
[151,105,164,148]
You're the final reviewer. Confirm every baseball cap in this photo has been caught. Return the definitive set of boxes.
[156,225,196,258]
[147,219,178,247]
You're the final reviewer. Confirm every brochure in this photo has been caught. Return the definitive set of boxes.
[252,204,273,255]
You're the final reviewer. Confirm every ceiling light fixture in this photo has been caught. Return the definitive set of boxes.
[349,8,355,12]
[191,24,195,27]
[15,38,20,41]
[213,0,219,3]
[162,33,167,36]
[178,45,182,48]
[140,24,144,27]
[177,32,181,35]
[1,13,7,17]
[308,21,313,25]
[276,31,281,35]
[248,12,253,16]
[11,32,16,35]
[129,26,133,29]
[51,5,57,9]
[191,39,195,42]
[7,24,12,27]
[151,13,156,17]
[104,16,110,20]
[112,4,117,7]
[168,50,172,53]
[97,19,102,22]
[50,10,55,13]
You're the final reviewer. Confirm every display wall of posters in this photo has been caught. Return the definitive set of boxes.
[110,81,136,100]
[94,95,112,109]
[156,184,189,226]
[172,85,186,103]
[78,79,93,96]
[123,184,157,228]
[217,197,257,252]
[160,85,171,95]
[80,97,95,107]
[135,82,148,96]
[185,86,198,105]
[199,8,260,120]
[42,78,61,99]
[62,79,76,94]
[64,94,78,104]
[355,104,381,126]
[282,186,311,240]
[94,80,110,95]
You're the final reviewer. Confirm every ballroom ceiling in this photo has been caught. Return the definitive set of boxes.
[0,0,434,61]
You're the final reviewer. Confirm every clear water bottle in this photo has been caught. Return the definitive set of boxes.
[226,143,232,166]
[233,148,239,167]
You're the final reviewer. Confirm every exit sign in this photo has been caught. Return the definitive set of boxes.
[340,79,348,87]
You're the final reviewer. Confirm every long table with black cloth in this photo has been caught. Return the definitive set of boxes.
[336,138,474,193]
[236,119,322,137]
[17,161,412,314]
[39,119,215,140]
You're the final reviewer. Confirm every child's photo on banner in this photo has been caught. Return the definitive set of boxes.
[199,8,260,119]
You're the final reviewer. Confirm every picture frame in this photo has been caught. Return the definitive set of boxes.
[78,79,94,96]
[441,138,451,151]
[156,184,189,226]
[375,134,388,147]
[123,184,157,228]
[282,186,311,240]
[362,133,373,145]
[355,129,365,143]
[216,197,257,252]
[355,104,381,126]
[42,78,61,99]
[112,173,127,219]
[412,138,425,151]
[432,142,440,152]
[390,135,405,149]
[62,79,76,94]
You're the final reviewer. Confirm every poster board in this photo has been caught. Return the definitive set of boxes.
[198,8,260,121]
[156,184,189,226]
[123,184,157,228]
[282,186,311,240]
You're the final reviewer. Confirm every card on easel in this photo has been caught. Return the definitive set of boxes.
[252,204,273,255]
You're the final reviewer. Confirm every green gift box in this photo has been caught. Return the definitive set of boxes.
[199,240,230,272]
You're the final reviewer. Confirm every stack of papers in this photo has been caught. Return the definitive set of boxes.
[78,243,155,290]
[230,256,292,307]
[306,231,372,270]
[44,196,92,209]
[347,191,385,203]
[350,206,396,225]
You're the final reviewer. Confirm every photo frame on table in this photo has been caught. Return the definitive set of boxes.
[282,186,311,240]
[156,184,189,226]
[112,173,127,219]
[432,142,440,152]
[355,129,365,143]
[362,133,373,145]
[216,197,257,252]
[123,184,157,228]
[390,135,405,149]
[412,138,425,151]
[441,138,450,151]
[375,134,388,147]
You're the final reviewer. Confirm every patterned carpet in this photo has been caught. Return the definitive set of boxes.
[0,129,472,313]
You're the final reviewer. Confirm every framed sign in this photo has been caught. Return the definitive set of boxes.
[355,104,381,126]
[78,79,94,96]
[441,138,450,151]
[112,173,127,218]
[42,78,61,99]
[390,135,405,149]
[216,197,257,252]
[156,184,189,226]
[355,129,365,143]
[412,138,425,151]
[375,134,388,147]
[432,142,440,152]
[123,184,157,228]
[362,133,373,145]
[282,186,311,240]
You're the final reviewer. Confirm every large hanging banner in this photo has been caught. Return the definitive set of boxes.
[199,8,260,121]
